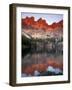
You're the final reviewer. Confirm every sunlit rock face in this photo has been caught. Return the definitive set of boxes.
[22,17,63,31]
[22,17,63,39]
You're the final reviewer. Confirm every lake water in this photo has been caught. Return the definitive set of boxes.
[21,47,63,77]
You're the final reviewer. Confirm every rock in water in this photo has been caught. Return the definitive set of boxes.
[34,70,40,76]
[46,66,55,72]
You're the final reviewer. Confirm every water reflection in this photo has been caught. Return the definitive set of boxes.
[22,47,63,77]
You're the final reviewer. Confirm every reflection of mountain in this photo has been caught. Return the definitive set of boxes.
[22,51,63,76]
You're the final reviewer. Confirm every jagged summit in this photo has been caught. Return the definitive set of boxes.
[22,16,63,31]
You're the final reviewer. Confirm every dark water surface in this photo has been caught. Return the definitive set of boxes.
[22,48,63,77]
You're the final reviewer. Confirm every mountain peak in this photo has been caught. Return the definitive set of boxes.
[22,16,63,31]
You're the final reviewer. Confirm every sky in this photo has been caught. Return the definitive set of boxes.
[21,12,63,25]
